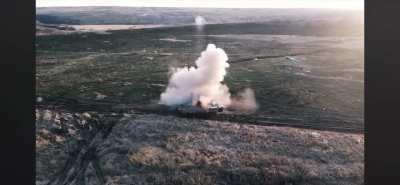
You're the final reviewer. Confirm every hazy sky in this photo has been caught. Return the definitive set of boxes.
[36,0,364,10]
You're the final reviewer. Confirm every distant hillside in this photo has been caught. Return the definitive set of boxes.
[36,6,363,26]
[37,14,81,24]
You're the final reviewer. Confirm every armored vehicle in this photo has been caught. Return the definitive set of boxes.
[175,100,224,118]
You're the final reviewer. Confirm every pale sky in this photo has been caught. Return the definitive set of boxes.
[36,0,364,10]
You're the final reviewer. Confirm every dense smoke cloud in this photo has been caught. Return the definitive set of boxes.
[159,44,258,111]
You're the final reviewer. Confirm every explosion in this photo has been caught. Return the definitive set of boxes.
[195,16,207,26]
[159,44,258,112]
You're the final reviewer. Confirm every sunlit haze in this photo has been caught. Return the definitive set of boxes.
[37,0,364,10]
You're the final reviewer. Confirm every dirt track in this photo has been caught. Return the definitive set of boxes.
[36,96,363,133]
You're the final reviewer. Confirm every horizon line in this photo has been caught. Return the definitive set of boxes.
[36,0,364,10]
[36,6,364,11]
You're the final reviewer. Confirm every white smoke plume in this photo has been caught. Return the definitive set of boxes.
[159,44,258,111]
[195,16,207,26]
[230,88,259,112]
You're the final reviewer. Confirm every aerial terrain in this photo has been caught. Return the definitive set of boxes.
[36,7,364,185]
